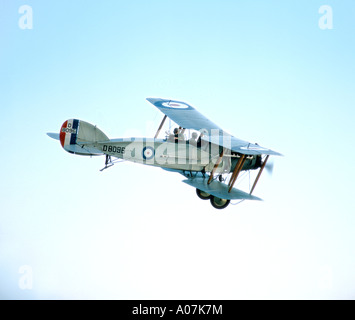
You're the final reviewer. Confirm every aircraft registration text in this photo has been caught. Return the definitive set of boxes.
[102,145,125,154]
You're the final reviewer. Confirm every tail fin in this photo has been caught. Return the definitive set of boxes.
[57,119,109,156]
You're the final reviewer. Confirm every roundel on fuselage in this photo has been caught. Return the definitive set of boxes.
[142,146,155,160]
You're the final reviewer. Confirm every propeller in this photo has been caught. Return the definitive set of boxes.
[265,159,274,175]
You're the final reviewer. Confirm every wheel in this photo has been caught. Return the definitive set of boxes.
[196,188,211,200]
[210,196,230,209]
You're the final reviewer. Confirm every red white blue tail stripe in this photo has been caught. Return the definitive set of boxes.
[60,119,79,148]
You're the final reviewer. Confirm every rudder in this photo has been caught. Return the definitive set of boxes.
[59,119,109,155]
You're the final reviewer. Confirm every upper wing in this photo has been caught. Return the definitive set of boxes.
[146,97,222,133]
[147,97,282,156]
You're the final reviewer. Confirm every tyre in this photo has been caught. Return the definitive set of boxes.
[196,188,211,200]
[210,196,230,209]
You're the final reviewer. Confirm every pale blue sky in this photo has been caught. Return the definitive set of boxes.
[1,0,355,299]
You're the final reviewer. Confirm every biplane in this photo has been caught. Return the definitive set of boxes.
[47,98,282,209]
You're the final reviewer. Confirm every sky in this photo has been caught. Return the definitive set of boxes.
[1,0,355,299]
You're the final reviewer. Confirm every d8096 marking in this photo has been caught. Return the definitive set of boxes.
[102,145,125,154]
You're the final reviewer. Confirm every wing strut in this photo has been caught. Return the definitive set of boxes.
[250,155,269,194]
[207,149,225,185]
[228,154,246,193]
[154,115,167,139]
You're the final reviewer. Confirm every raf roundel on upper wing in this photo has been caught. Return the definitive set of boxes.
[146,97,222,132]
[160,101,192,110]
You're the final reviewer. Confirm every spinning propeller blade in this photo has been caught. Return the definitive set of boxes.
[265,160,274,175]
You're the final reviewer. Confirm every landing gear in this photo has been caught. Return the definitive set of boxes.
[196,188,211,200]
[100,155,113,171]
[210,196,230,210]
[196,188,230,209]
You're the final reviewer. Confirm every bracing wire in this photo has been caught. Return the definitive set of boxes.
[230,199,245,206]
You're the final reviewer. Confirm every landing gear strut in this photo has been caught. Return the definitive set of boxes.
[100,155,114,171]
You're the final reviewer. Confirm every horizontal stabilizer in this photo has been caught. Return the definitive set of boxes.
[47,132,60,140]
[183,177,262,201]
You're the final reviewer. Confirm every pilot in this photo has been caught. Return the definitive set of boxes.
[197,133,209,150]
[173,127,186,143]
[166,128,177,142]
[189,132,198,146]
